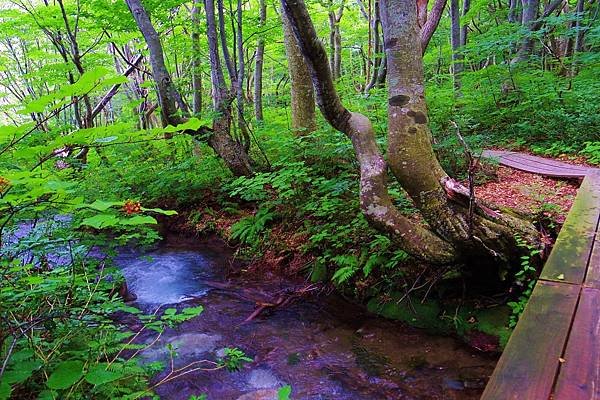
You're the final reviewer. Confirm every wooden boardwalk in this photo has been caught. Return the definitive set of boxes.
[481,151,600,400]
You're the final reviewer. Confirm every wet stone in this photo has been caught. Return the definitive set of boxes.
[236,389,279,400]
[247,368,281,389]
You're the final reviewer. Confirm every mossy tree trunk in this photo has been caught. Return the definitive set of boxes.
[280,0,540,268]
[282,10,317,135]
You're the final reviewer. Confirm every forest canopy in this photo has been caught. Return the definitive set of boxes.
[0,0,599,398]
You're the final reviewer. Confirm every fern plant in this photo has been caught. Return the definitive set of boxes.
[229,208,276,247]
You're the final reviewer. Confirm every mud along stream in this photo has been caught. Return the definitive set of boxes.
[115,234,496,400]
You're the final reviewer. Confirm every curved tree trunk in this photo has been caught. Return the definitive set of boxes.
[280,0,540,268]
[282,10,317,135]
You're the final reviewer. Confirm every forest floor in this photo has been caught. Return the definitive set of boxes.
[476,166,579,224]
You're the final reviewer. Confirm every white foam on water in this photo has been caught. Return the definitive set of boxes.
[116,250,215,305]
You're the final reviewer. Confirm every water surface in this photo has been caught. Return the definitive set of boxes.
[117,237,497,400]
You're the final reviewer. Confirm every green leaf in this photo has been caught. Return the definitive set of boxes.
[2,360,41,384]
[0,380,11,400]
[37,390,58,400]
[278,385,292,400]
[80,214,120,229]
[331,265,357,284]
[82,200,123,211]
[182,306,204,316]
[94,136,119,143]
[163,118,203,133]
[46,360,84,390]
[119,215,157,226]
[141,207,178,216]
[84,363,123,385]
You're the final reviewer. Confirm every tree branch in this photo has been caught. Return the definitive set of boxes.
[90,54,144,121]
[420,0,447,54]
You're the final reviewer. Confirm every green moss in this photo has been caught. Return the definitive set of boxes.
[367,292,448,333]
[368,293,513,349]
[473,306,513,349]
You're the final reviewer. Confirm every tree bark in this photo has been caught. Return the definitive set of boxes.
[282,10,317,135]
[570,0,586,75]
[253,0,267,120]
[281,0,540,268]
[235,0,251,149]
[508,0,520,23]
[281,0,456,263]
[125,0,185,126]
[513,0,540,62]
[204,0,254,175]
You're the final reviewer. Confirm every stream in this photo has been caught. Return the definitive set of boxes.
[116,235,497,400]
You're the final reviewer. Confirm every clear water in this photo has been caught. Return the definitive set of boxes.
[116,238,496,400]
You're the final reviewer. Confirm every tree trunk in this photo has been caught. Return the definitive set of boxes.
[364,0,381,94]
[327,2,344,80]
[253,0,267,121]
[450,0,463,94]
[204,0,254,175]
[191,0,203,115]
[570,0,586,75]
[460,0,470,47]
[512,0,565,63]
[508,0,520,23]
[380,0,538,264]
[513,0,540,62]
[126,0,253,176]
[375,52,387,86]
[125,0,185,126]
[420,0,448,53]
[235,0,251,149]
[280,0,540,268]
[282,10,317,135]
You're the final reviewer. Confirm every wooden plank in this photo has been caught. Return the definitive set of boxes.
[553,287,600,400]
[506,153,593,172]
[585,237,600,289]
[500,161,591,178]
[481,150,597,178]
[481,281,580,400]
[540,174,600,284]
[495,157,590,178]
